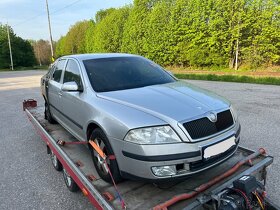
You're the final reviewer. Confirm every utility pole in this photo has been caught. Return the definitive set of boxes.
[7,24,14,70]
[45,0,54,61]
[234,38,239,71]
[235,13,241,71]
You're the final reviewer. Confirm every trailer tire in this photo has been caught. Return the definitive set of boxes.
[45,101,56,124]
[89,128,122,183]
[63,168,79,192]
[50,149,63,171]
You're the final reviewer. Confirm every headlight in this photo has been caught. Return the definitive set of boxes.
[124,126,181,144]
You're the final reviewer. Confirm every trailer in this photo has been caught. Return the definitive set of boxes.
[23,99,278,210]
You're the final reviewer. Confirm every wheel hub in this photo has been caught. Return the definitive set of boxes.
[50,150,58,167]
[63,168,72,186]
[93,139,109,174]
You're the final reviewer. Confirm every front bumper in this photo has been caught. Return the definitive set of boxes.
[109,123,241,181]
[121,145,238,182]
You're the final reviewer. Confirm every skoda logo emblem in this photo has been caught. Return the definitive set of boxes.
[208,112,217,122]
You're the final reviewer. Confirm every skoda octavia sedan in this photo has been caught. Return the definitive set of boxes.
[41,53,241,183]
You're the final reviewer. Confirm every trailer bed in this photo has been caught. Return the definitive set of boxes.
[24,104,274,210]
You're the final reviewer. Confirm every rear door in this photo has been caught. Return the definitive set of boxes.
[60,59,86,141]
[42,62,56,102]
[48,59,66,120]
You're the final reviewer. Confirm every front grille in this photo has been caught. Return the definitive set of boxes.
[189,145,237,171]
[183,110,234,140]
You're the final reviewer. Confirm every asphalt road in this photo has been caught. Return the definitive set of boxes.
[0,70,279,209]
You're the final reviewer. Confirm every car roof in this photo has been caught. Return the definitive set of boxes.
[60,53,140,61]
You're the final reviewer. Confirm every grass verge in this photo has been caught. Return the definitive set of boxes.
[0,65,48,72]
[175,73,280,86]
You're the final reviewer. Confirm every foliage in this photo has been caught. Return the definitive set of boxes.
[95,8,116,23]
[121,0,153,54]
[55,0,280,68]
[142,0,175,65]
[55,20,91,57]
[0,24,36,69]
[30,39,52,65]
[89,7,130,53]
[85,21,96,52]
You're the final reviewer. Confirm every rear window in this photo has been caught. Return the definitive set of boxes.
[52,59,66,83]
[83,57,175,92]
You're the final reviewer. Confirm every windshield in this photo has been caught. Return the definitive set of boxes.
[83,56,176,92]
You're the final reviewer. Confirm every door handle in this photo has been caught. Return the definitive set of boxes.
[58,92,62,97]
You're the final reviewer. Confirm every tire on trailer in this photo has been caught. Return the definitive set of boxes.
[44,101,56,124]
[50,149,63,171]
[62,168,79,192]
[89,128,122,183]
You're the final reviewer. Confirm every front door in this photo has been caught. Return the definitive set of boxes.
[60,59,87,141]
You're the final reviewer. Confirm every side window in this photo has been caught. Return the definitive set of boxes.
[47,62,56,78]
[63,60,82,88]
[52,59,66,83]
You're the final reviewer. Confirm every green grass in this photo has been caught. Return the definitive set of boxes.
[175,73,280,86]
[168,65,254,73]
[0,68,10,71]
[168,65,280,73]
[33,65,49,70]
[0,65,48,72]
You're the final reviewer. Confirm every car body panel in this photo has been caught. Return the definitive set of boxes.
[97,81,230,123]
[48,80,63,118]
[83,93,168,140]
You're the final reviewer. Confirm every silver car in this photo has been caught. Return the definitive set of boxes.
[41,53,241,182]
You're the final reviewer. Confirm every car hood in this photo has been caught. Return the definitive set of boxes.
[97,81,230,122]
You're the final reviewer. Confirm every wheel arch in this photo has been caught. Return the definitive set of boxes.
[86,121,107,141]
[86,121,123,183]
[86,121,119,162]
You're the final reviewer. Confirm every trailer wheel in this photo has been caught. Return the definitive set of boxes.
[50,149,63,171]
[45,101,56,124]
[89,128,122,183]
[62,168,79,192]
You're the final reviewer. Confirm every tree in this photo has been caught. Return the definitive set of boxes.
[167,0,213,66]
[53,0,280,68]
[88,7,130,53]
[143,0,175,65]
[121,0,157,54]
[85,21,96,53]
[55,20,91,56]
[241,0,280,67]
[0,24,11,68]
[95,8,116,23]
[55,36,66,57]
[0,24,35,69]
[31,39,52,65]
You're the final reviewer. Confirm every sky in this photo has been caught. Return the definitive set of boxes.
[0,0,133,41]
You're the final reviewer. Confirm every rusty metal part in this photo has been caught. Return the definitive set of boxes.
[23,99,37,111]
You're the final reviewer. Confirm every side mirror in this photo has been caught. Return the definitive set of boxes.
[61,81,79,92]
